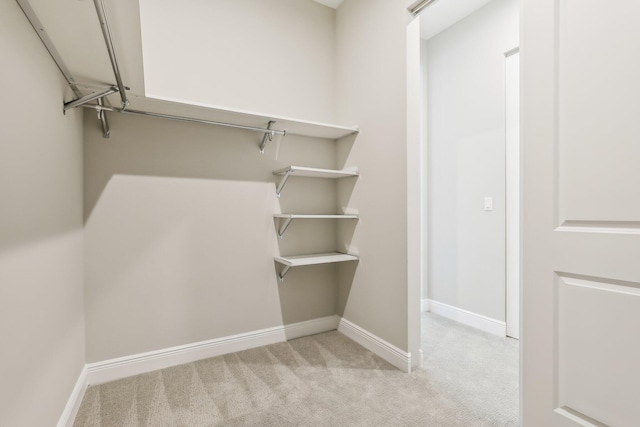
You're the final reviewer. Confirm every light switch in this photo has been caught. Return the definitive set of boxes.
[484,197,493,212]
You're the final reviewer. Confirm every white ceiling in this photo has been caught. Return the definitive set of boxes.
[419,0,494,40]
[312,0,344,9]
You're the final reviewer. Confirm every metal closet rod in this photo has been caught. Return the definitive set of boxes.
[81,104,287,136]
[408,0,439,16]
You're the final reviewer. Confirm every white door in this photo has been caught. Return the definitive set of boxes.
[523,0,640,425]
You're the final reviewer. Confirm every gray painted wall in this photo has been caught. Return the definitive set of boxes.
[139,0,337,123]
[335,0,416,352]
[425,0,519,321]
[83,112,341,362]
[84,0,420,363]
[0,2,85,426]
[84,0,342,363]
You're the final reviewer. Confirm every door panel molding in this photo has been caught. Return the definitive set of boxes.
[555,273,640,426]
[556,220,640,235]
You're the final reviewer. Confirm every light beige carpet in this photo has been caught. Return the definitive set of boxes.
[74,317,518,426]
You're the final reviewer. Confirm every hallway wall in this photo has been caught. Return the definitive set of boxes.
[0,2,85,426]
[425,0,519,322]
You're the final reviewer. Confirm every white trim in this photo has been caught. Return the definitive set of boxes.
[427,299,506,337]
[421,298,429,312]
[57,366,88,427]
[87,326,286,385]
[86,316,340,386]
[284,315,340,340]
[337,318,411,373]
[312,0,344,9]
[553,408,602,427]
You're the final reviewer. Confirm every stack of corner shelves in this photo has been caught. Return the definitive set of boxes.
[273,163,359,281]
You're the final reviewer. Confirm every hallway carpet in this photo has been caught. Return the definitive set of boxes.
[73,314,518,426]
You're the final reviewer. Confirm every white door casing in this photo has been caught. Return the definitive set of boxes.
[522,0,640,426]
[505,49,520,340]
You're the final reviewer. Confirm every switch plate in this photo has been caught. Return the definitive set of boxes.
[484,197,493,211]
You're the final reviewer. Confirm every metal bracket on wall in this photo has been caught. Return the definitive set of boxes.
[276,216,294,239]
[259,121,276,154]
[63,86,119,113]
[97,97,110,138]
[278,265,291,282]
[275,170,294,198]
[18,0,290,143]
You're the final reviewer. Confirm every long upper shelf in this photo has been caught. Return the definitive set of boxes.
[101,93,360,140]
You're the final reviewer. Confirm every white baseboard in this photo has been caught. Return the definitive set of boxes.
[284,315,340,340]
[57,366,88,427]
[337,318,411,373]
[86,316,340,386]
[421,298,429,312]
[427,299,506,337]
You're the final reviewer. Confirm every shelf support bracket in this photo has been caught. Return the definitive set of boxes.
[277,217,294,239]
[64,86,118,112]
[275,170,293,198]
[259,121,276,154]
[278,265,291,282]
[97,97,110,139]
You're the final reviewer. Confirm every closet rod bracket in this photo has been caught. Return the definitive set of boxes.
[63,86,118,113]
[97,97,110,138]
[259,121,276,154]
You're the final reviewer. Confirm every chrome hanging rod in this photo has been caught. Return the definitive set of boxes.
[93,0,129,109]
[16,0,82,98]
[81,103,287,137]
[408,0,439,16]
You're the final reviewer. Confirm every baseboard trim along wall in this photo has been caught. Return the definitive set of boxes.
[421,298,429,312]
[284,315,340,340]
[64,315,407,424]
[337,318,411,373]
[86,315,341,386]
[57,366,88,427]
[427,299,506,337]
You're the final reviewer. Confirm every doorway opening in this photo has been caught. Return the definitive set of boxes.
[415,0,521,423]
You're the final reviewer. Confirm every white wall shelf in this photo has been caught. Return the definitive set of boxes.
[275,252,359,281]
[122,94,359,140]
[273,166,359,197]
[274,214,359,238]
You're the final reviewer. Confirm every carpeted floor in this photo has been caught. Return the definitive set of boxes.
[73,313,519,426]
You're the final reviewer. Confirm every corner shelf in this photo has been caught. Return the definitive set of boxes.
[275,252,359,281]
[274,214,359,238]
[273,166,359,197]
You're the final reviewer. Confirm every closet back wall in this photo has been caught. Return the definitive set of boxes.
[139,0,336,123]
[84,0,340,363]
[83,112,340,362]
